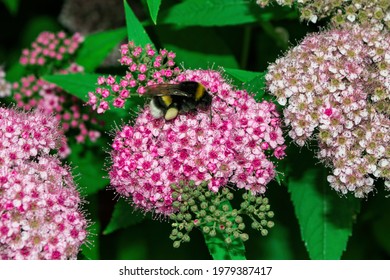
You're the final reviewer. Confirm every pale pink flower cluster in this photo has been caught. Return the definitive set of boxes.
[0,107,87,259]
[19,31,83,66]
[266,25,389,197]
[256,0,389,30]
[110,70,286,215]
[88,41,180,114]
[0,68,11,98]
[12,64,100,157]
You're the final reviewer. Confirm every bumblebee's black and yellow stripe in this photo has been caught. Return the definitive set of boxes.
[146,81,212,120]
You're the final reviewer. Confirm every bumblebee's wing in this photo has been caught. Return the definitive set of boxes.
[144,84,191,97]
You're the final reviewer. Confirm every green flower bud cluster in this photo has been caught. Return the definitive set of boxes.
[240,192,275,237]
[168,181,274,248]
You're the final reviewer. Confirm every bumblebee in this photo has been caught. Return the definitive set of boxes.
[145,81,212,121]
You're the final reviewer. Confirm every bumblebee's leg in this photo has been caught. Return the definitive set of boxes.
[164,106,179,120]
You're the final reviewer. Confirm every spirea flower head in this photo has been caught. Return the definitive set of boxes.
[109,69,286,215]
[0,107,88,259]
[87,41,181,114]
[19,31,83,67]
[266,25,389,197]
[13,31,100,157]
[256,0,390,30]
[0,67,11,98]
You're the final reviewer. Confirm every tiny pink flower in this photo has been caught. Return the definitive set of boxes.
[137,86,146,95]
[97,77,105,85]
[147,49,155,56]
[120,89,129,98]
[106,76,115,85]
[129,80,137,87]
[130,63,137,72]
[97,101,109,114]
[113,98,125,108]
[87,92,97,105]
[101,89,110,98]
[111,84,120,92]
[139,64,147,73]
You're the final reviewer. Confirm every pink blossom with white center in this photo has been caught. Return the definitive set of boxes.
[109,70,286,215]
[266,25,390,197]
[0,107,88,259]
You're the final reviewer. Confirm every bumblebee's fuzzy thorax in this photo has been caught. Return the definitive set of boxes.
[146,81,212,121]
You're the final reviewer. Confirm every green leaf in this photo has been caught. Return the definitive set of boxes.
[68,142,109,195]
[224,68,260,83]
[42,73,144,127]
[146,0,162,24]
[103,199,146,235]
[202,201,246,260]
[370,191,390,256]
[1,0,20,15]
[159,26,238,68]
[259,4,299,21]
[5,63,25,82]
[160,1,298,27]
[261,223,294,259]
[21,16,61,47]
[373,215,390,255]
[222,69,266,101]
[75,27,127,72]
[286,149,361,259]
[274,162,287,186]
[124,0,153,47]
[160,0,257,26]
[243,72,267,100]
[42,73,101,102]
[113,228,149,259]
[223,69,268,101]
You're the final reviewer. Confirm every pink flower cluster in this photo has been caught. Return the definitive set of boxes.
[13,30,100,157]
[19,31,83,66]
[109,70,286,215]
[12,64,100,157]
[88,41,180,114]
[266,25,390,197]
[0,107,88,259]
